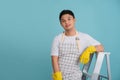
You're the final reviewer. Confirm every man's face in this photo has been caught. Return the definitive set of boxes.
[60,14,75,31]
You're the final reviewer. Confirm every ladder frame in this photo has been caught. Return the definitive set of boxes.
[82,52,111,80]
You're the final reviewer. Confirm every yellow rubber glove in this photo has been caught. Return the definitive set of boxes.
[80,46,96,64]
[52,72,62,80]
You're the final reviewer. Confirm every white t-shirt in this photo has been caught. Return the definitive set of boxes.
[51,32,101,56]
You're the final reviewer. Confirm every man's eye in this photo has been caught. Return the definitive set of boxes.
[68,18,71,20]
[61,20,65,22]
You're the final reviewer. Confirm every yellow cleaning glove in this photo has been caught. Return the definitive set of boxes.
[52,72,62,80]
[80,46,96,64]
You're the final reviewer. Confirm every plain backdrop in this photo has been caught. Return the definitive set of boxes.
[0,0,120,80]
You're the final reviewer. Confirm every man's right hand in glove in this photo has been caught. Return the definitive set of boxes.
[52,71,62,80]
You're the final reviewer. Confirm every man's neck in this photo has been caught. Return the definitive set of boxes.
[65,29,77,36]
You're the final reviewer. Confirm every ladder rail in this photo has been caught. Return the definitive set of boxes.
[106,52,111,80]
[82,54,94,80]
[91,52,105,80]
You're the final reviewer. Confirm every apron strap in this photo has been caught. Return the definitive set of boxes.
[61,31,80,51]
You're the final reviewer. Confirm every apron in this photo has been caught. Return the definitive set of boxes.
[58,32,82,80]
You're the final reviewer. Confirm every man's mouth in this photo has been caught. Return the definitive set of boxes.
[65,24,71,28]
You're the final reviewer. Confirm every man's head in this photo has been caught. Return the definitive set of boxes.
[59,10,76,31]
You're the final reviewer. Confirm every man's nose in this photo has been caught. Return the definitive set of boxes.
[65,20,69,24]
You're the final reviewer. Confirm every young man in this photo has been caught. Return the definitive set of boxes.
[51,10,104,80]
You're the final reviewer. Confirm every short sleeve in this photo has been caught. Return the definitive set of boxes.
[51,36,59,56]
[85,34,101,46]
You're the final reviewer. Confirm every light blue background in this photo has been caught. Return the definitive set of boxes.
[0,0,120,80]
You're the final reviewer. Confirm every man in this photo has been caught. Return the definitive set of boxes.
[51,9,104,80]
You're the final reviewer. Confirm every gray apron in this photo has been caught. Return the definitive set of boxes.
[58,35,82,80]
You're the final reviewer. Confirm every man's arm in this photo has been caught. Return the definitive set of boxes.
[51,56,60,73]
[95,44,104,52]
[51,56,62,80]
[80,44,104,64]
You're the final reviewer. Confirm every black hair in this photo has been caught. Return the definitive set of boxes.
[59,9,75,20]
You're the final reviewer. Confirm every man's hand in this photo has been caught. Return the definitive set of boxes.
[95,45,104,52]
[52,72,62,80]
